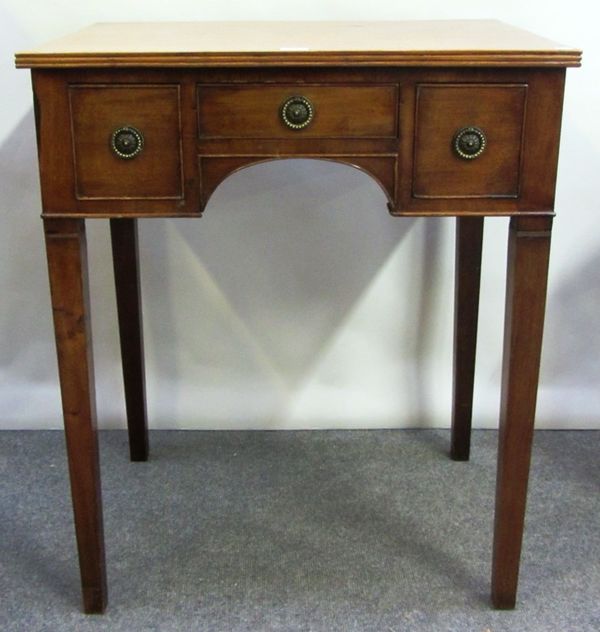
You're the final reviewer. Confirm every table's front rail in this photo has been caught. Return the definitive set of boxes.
[32,66,565,218]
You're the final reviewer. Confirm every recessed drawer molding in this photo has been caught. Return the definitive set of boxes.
[69,84,184,200]
[197,84,399,139]
[412,83,528,199]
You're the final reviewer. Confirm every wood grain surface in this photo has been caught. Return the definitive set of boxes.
[15,21,581,68]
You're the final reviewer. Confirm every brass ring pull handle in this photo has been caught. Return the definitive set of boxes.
[280,96,314,130]
[453,126,487,160]
[111,126,144,159]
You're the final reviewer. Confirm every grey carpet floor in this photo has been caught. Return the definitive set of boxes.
[0,429,598,632]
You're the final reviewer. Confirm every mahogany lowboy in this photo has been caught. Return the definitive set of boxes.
[16,21,580,614]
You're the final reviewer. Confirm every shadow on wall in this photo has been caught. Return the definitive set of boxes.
[138,159,450,425]
[0,110,55,382]
[141,159,413,385]
[528,120,600,426]
[543,249,600,387]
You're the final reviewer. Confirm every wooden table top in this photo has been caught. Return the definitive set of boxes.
[15,20,581,68]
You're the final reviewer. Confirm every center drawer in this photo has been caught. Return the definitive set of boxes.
[197,84,398,139]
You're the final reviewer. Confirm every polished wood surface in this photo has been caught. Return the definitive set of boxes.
[413,84,527,198]
[15,21,581,68]
[44,218,106,613]
[492,215,553,608]
[451,217,484,461]
[16,21,578,614]
[197,84,398,138]
[70,85,184,200]
[110,219,148,462]
[30,66,567,218]
[32,70,199,216]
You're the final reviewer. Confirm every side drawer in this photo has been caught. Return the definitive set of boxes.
[69,84,183,200]
[197,84,399,139]
[412,83,527,199]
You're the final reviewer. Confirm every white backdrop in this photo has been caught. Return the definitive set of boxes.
[1,1,598,430]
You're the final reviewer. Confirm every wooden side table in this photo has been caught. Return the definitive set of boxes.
[15,21,581,613]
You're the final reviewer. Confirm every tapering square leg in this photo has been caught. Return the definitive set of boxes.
[44,218,107,614]
[491,216,552,609]
[451,216,484,461]
[110,218,149,462]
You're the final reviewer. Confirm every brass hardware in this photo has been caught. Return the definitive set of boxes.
[111,126,144,159]
[453,126,487,160]
[280,96,314,130]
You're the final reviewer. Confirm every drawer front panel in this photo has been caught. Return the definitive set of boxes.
[197,84,398,139]
[69,84,183,199]
[412,84,527,199]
